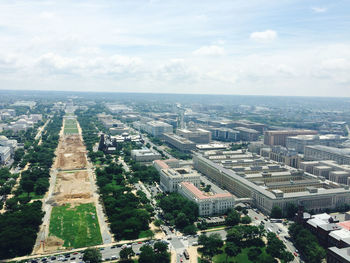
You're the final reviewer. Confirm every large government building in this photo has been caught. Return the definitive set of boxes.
[193,149,350,215]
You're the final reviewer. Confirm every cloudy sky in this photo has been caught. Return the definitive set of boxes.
[0,0,350,96]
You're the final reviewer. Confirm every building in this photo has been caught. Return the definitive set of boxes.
[178,181,235,216]
[328,247,350,263]
[230,120,266,133]
[143,121,173,137]
[0,146,11,165]
[131,148,161,162]
[0,136,17,155]
[264,130,318,147]
[155,159,201,192]
[163,133,196,152]
[268,146,300,168]
[286,134,347,153]
[208,127,239,142]
[177,128,211,144]
[234,127,259,141]
[193,150,350,215]
[304,145,350,165]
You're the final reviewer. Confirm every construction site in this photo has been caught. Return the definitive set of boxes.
[33,116,110,254]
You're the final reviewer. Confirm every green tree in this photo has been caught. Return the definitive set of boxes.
[198,233,223,260]
[247,247,262,262]
[270,206,282,219]
[82,248,102,263]
[139,245,155,263]
[225,242,241,262]
[241,215,252,224]
[285,203,298,219]
[225,210,241,226]
[120,247,135,260]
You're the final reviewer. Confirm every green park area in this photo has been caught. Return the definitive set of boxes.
[64,118,79,134]
[49,203,102,248]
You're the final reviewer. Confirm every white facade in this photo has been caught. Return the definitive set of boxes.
[0,146,11,165]
[178,182,235,216]
[155,160,201,192]
[131,148,161,162]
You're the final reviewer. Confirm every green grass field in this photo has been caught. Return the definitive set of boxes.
[49,203,103,248]
[64,119,78,134]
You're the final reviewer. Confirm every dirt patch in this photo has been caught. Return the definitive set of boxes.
[33,236,65,254]
[52,171,94,206]
[53,135,87,170]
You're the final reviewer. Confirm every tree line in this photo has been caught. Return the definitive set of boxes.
[0,114,62,259]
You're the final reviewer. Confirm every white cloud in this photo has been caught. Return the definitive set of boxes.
[193,45,225,56]
[250,30,277,42]
[312,7,327,13]
[39,11,55,19]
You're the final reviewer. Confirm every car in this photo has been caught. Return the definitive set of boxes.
[99,247,104,251]
[294,252,298,257]
[167,237,172,240]
[138,241,142,244]
[50,257,56,260]
[71,257,76,260]
[111,256,117,260]
[111,245,116,248]
[62,259,68,262]
[105,258,110,261]
[255,217,258,220]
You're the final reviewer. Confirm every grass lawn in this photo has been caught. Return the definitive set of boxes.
[64,119,78,134]
[138,229,153,239]
[49,203,102,248]
[211,247,275,263]
[18,192,44,200]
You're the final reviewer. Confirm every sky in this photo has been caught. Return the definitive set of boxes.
[0,0,350,97]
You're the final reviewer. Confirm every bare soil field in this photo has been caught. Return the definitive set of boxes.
[50,170,94,206]
[53,135,87,170]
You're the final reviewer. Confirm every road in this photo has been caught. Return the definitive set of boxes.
[247,208,300,263]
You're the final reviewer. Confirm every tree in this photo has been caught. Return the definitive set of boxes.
[198,233,223,260]
[139,245,155,263]
[281,251,294,263]
[225,210,241,226]
[266,232,286,258]
[270,206,282,219]
[82,248,102,263]
[247,247,262,262]
[154,241,168,253]
[120,247,135,260]
[204,184,211,192]
[241,215,252,224]
[21,179,34,195]
[225,242,241,262]
[285,203,298,219]
[154,219,163,227]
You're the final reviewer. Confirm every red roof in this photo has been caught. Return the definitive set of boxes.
[338,221,350,231]
[154,160,169,169]
[180,182,232,200]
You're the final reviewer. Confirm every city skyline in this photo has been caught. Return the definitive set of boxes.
[0,0,349,97]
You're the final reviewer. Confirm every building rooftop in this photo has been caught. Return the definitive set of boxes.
[180,181,233,200]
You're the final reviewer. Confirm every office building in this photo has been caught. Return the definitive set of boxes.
[0,146,11,165]
[193,150,350,215]
[163,133,196,152]
[264,130,318,147]
[304,145,350,165]
[208,127,239,142]
[286,134,347,153]
[234,127,259,141]
[143,121,173,137]
[155,159,200,192]
[131,148,161,162]
[177,128,211,144]
[178,182,235,216]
